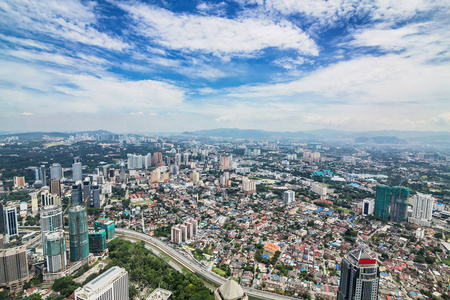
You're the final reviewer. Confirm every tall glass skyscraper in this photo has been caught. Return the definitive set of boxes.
[68,206,89,262]
[338,245,379,300]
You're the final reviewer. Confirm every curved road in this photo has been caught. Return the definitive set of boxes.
[116,228,296,300]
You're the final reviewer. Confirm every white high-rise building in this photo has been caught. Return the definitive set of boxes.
[283,190,295,204]
[361,199,375,216]
[75,266,129,300]
[73,157,83,182]
[41,190,61,207]
[144,153,152,169]
[409,193,434,227]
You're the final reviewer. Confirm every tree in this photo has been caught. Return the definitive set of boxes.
[434,232,443,239]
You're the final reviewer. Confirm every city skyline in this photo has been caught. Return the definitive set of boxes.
[1,0,450,133]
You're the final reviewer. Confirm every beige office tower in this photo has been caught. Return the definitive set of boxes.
[219,155,232,172]
[30,192,39,213]
[74,266,129,300]
[50,178,62,197]
[0,247,31,292]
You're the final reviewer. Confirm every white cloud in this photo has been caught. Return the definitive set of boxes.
[350,22,450,62]
[116,2,318,57]
[226,55,450,105]
[0,0,129,50]
[22,112,33,116]
[0,59,186,116]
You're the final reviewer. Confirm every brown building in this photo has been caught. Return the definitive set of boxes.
[50,179,62,197]
[151,152,164,167]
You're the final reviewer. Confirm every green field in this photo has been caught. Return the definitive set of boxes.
[212,267,227,277]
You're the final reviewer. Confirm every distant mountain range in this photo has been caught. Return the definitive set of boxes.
[183,128,450,145]
[1,128,449,146]
[0,130,115,140]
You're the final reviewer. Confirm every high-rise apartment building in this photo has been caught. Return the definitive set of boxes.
[337,245,379,300]
[75,267,129,300]
[409,193,434,226]
[374,185,410,222]
[152,152,164,167]
[50,163,63,179]
[219,155,232,172]
[68,206,89,262]
[73,157,83,182]
[0,247,31,292]
[242,178,256,194]
[283,190,295,204]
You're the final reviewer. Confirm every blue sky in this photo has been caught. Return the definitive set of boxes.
[0,0,449,133]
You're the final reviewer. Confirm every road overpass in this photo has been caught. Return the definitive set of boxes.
[116,228,297,300]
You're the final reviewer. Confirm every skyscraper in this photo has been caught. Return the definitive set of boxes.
[50,163,63,179]
[50,178,62,197]
[91,185,100,208]
[4,206,18,238]
[73,157,83,182]
[0,204,4,235]
[83,178,91,206]
[74,266,129,300]
[68,206,89,262]
[337,245,379,300]
[409,193,434,226]
[374,185,410,222]
[72,183,83,206]
[44,230,67,273]
[40,205,63,248]
[40,164,47,186]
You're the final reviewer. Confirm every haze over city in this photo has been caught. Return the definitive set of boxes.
[1,0,449,133]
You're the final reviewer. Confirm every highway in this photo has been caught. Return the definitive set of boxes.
[116,228,296,300]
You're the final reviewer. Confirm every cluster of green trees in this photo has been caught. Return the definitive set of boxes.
[108,239,213,299]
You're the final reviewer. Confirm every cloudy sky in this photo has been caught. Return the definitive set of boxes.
[1,0,449,133]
